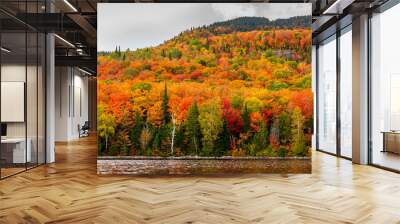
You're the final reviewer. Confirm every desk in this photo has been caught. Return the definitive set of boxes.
[381,131,400,154]
[1,138,31,163]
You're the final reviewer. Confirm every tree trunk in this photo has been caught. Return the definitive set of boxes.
[194,138,198,155]
[105,136,108,151]
[171,115,176,154]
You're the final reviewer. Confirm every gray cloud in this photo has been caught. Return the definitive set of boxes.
[98,3,311,52]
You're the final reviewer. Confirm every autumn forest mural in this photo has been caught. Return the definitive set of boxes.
[97,5,313,158]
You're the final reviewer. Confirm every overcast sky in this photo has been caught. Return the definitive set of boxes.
[98,3,311,52]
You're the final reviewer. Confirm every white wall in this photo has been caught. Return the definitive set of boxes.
[1,65,38,138]
[1,63,46,164]
[72,72,89,138]
[55,66,69,141]
[55,67,89,141]
[1,65,26,139]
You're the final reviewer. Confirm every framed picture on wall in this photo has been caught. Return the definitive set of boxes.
[97,3,313,175]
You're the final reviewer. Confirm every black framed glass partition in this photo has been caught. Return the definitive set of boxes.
[370,2,400,171]
[315,21,353,159]
[0,30,28,177]
[0,1,46,179]
[315,0,400,172]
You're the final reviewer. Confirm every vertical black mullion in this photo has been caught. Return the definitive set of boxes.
[367,11,373,165]
[336,29,341,157]
[36,0,39,167]
[44,0,47,164]
[316,0,321,13]
[44,35,47,164]
[25,0,28,171]
[315,44,319,151]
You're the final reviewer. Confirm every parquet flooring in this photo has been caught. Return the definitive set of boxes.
[0,167,26,178]
[1,136,400,223]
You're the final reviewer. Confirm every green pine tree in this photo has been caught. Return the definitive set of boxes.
[129,113,144,154]
[174,125,185,153]
[185,101,201,155]
[152,128,161,152]
[162,83,171,125]
[252,121,269,152]
[215,119,230,156]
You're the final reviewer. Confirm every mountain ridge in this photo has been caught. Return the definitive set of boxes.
[206,15,311,34]
[99,15,311,54]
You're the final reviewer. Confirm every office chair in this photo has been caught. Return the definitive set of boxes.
[79,121,90,138]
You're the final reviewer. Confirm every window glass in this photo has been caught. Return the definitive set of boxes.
[1,31,28,177]
[317,35,337,154]
[340,27,352,158]
[371,3,400,171]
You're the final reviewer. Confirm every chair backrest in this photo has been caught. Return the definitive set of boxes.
[82,121,90,129]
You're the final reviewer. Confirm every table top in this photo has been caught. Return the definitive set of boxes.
[1,138,29,143]
[381,131,400,134]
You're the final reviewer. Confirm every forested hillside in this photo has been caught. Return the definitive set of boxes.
[97,16,313,157]
[208,16,311,33]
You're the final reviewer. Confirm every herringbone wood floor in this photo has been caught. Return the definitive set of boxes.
[1,136,400,224]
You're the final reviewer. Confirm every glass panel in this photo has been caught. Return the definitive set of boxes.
[26,0,39,170]
[1,31,27,177]
[340,27,352,158]
[38,32,45,165]
[317,36,337,154]
[27,31,38,169]
[371,3,400,171]
[0,1,46,178]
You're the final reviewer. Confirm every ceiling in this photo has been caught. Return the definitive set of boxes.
[0,0,392,74]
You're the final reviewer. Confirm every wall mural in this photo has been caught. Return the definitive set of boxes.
[97,3,312,174]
